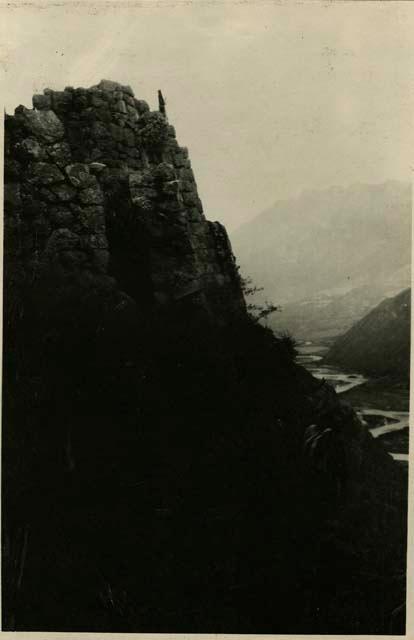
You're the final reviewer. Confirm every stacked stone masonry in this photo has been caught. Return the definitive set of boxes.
[4,80,245,324]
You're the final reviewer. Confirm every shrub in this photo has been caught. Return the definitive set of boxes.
[237,267,279,325]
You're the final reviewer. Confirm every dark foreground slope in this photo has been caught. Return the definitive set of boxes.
[3,82,408,634]
[325,288,411,379]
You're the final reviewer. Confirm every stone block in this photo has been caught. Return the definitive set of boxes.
[114,99,127,114]
[73,93,88,110]
[49,183,77,202]
[121,85,134,96]
[78,183,104,205]
[80,107,96,123]
[154,161,176,182]
[90,147,104,161]
[65,163,95,188]
[180,179,196,194]
[89,162,107,174]
[23,109,65,143]
[174,153,187,168]
[96,108,112,124]
[182,190,198,207]
[124,129,135,147]
[52,91,73,112]
[189,207,202,222]
[162,180,180,197]
[46,141,72,167]
[32,93,51,110]
[27,162,65,185]
[179,167,195,182]
[109,123,123,142]
[112,114,127,127]
[126,100,138,115]
[91,121,111,140]
[134,99,150,115]
[90,93,106,108]
[81,205,106,230]
[87,232,108,249]
[98,79,122,93]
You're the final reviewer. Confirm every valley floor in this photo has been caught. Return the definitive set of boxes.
[297,342,410,462]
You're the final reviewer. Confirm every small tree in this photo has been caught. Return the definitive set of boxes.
[237,269,279,325]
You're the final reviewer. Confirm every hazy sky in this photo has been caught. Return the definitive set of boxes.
[1,1,413,230]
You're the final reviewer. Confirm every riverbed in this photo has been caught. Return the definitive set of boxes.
[297,342,409,464]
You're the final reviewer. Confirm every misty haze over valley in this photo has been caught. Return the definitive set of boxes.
[232,180,411,340]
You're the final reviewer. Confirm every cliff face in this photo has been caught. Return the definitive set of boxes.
[4,79,245,337]
[325,288,411,379]
[2,82,408,635]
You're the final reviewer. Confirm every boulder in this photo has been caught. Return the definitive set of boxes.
[78,183,104,205]
[97,79,122,93]
[134,99,150,115]
[65,163,95,188]
[46,141,72,168]
[22,109,65,143]
[49,183,77,202]
[52,91,73,112]
[32,93,52,110]
[113,99,127,114]
[89,162,107,174]
[27,162,65,185]
[17,137,47,161]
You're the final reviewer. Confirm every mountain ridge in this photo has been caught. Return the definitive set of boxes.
[324,287,411,379]
[231,180,411,305]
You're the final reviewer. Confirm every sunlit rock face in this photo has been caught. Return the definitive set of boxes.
[4,79,245,332]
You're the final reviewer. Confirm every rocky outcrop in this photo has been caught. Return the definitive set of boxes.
[2,81,408,635]
[4,80,245,339]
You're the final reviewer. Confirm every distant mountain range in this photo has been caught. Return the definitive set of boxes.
[268,264,410,341]
[231,181,411,339]
[324,288,411,379]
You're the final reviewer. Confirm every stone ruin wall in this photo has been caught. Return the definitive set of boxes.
[4,79,245,329]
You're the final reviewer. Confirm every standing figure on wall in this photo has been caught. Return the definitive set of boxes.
[158,89,167,118]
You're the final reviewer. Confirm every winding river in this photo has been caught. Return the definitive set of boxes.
[297,343,409,463]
